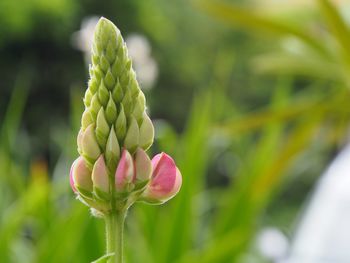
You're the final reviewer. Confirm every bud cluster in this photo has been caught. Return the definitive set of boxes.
[70,18,182,215]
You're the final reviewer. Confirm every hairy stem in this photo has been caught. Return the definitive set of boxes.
[105,210,126,263]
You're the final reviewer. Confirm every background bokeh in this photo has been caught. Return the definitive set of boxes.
[1,0,350,262]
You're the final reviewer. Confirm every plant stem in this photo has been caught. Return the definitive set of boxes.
[105,210,126,263]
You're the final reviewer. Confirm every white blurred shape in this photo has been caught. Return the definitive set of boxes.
[257,227,289,261]
[284,144,350,263]
[126,34,158,89]
[71,16,99,56]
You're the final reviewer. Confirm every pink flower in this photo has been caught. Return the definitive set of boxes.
[142,152,182,204]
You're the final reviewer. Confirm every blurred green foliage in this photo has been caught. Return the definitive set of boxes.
[1,0,350,262]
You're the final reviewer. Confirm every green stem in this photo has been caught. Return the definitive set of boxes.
[105,210,126,263]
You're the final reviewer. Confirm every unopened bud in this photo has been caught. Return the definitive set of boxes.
[81,124,101,167]
[115,149,134,192]
[134,148,152,184]
[141,153,182,204]
[105,126,120,172]
[139,113,154,150]
[70,157,93,198]
[92,155,110,200]
[124,116,139,153]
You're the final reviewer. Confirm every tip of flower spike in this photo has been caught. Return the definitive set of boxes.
[93,17,120,54]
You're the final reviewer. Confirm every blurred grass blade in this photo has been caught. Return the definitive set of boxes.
[0,66,31,151]
[195,0,330,57]
[252,52,341,80]
[0,180,48,262]
[154,91,212,263]
[318,0,350,65]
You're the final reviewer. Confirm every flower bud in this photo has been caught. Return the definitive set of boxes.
[124,116,139,153]
[70,157,93,198]
[81,124,101,167]
[105,126,120,172]
[134,148,152,187]
[115,149,134,192]
[139,112,154,150]
[141,153,182,204]
[92,155,110,200]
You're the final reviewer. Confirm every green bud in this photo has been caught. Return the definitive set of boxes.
[104,69,115,90]
[134,148,152,183]
[115,104,127,141]
[81,124,101,164]
[105,126,120,172]
[139,112,154,150]
[112,81,123,103]
[132,93,146,123]
[81,109,94,130]
[106,43,115,63]
[99,54,110,73]
[124,116,139,153]
[98,81,109,106]
[105,95,117,125]
[88,78,99,93]
[96,108,110,148]
[84,89,93,107]
[90,93,102,118]
[122,90,133,115]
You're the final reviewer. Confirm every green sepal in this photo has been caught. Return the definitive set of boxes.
[133,180,149,191]
[138,196,164,205]
[76,186,94,200]
[94,186,111,201]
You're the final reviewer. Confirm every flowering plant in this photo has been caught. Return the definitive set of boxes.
[69,17,182,263]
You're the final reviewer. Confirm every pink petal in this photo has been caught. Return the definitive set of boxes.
[151,153,177,193]
[115,149,134,191]
[143,153,182,202]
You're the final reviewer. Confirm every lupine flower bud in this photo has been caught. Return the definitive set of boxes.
[141,153,182,204]
[92,155,110,200]
[73,158,93,191]
[70,17,181,215]
[134,148,152,184]
[115,149,134,192]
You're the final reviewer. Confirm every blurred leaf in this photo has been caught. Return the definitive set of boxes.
[195,0,330,57]
[318,0,350,66]
[251,52,341,81]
